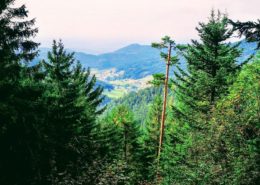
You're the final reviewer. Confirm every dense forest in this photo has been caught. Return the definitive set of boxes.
[0,1,259,185]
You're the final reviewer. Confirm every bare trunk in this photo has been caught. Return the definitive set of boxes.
[157,44,172,181]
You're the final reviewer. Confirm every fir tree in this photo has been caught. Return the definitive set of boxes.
[172,10,246,184]
[0,1,41,184]
[0,0,39,127]
[140,95,162,183]
[41,40,104,183]
[173,11,245,125]
[230,19,260,49]
[100,105,140,184]
[208,53,260,184]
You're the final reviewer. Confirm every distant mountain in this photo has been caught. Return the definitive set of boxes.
[33,41,257,80]
[33,44,164,79]
[32,41,257,100]
[76,44,165,79]
[237,41,258,61]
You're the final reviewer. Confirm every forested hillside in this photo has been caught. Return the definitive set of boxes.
[0,1,259,185]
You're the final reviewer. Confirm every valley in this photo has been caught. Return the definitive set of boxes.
[34,41,257,99]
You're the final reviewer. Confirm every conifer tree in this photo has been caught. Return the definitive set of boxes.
[172,10,246,183]
[173,11,245,125]
[140,95,162,182]
[100,105,140,184]
[230,19,260,49]
[208,53,260,184]
[151,36,179,172]
[0,0,39,126]
[0,1,41,184]
[41,40,104,183]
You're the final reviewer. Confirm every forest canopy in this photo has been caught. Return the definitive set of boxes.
[0,1,259,185]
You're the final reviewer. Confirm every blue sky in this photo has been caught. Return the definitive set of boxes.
[16,0,260,54]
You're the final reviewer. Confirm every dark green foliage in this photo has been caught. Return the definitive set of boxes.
[170,10,249,184]
[176,11,243,109]
[207,54,260,184]
[99,105,141,184]
[139,95,162,182]
[0,2,259,184]
[0,1,40,184]
[173,11,245,126]
[230,19,260,49]
[40,40,104,183]
[0,2,104,182]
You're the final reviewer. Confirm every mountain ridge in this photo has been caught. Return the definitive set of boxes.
[34,41,256,80]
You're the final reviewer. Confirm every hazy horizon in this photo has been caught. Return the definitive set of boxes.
[16,0,260,54]
[39,42,155,55]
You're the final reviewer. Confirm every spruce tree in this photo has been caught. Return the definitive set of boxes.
[209,53,260,184]
[0,0,39,127]
[173,11,244,125]
[41,40,104,183]
[172,10,246,184]
[0,1,41,184]
[100,105,140,184]
[230,19,260,49]
[140,95,162,183]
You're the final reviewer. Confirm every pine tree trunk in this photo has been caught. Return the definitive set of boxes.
[157,43,172,169]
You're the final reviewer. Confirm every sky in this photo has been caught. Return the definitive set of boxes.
[16,0,260,54]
